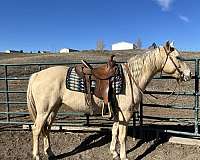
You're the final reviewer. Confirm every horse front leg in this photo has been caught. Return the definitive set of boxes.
[118,123,128,160]
[110,121,119,159]
[118,111,132,160]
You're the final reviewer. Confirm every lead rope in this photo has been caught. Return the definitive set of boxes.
[124,63,155,104]
[145,81,181,105]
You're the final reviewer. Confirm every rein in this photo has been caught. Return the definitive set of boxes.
[124,63,158,102]
[124,63,144,95]
[145,81,181,105]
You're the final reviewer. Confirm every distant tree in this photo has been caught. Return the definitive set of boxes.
[135,38,142,49]
[96,39,105,53]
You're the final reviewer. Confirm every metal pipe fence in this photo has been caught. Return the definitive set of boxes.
[140,57,200,137]
[0,58,199,138]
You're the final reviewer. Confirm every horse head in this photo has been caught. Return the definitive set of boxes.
[161,41,191,82]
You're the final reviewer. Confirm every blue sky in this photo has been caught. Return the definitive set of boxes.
[0,0,199,52]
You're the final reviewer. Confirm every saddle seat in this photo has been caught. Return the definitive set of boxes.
[75,55,117,117]
[76,57,116,79]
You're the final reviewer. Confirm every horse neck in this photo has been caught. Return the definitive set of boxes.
[128,48,166,90]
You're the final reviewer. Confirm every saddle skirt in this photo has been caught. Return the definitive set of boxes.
[66,64,124,95]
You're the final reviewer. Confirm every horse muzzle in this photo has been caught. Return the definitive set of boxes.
[180,70,192,82]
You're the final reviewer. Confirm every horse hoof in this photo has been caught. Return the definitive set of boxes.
[33,155,40,160]
[48,156,55,160]
[113,155,120,160]
[45,149,55,160]
[48,154,56,160]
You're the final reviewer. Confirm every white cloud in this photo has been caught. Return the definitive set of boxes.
[154,0,174,11]
[179,15,189,23]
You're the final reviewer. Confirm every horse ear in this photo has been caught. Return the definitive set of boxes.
[170,41,174,47]
[164,41,170,52]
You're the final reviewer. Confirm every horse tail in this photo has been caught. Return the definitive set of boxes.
[27,73,37,123]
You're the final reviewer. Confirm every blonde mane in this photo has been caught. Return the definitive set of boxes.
[127,48,160,83]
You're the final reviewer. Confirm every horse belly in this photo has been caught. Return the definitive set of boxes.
[62,89,103,114]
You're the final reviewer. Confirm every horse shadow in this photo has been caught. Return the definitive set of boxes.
[127,134,169,160]
[133,138,169,160]
[127,124,196,160]
[55,130,112,159]
[53,126,171,160]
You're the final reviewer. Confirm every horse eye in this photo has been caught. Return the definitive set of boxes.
[176,56,182,60]
[170,47,175,52]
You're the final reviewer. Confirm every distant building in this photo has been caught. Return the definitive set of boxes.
[59,48,79,53]
[41,50,51,54]
[5,50,23,53]
[112,42,137,51]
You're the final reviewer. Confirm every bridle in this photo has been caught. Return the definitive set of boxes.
[160,46,184,79]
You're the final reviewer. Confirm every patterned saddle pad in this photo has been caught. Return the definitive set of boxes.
[66,64,124,95]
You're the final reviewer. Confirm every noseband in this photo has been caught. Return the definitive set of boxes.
[160,47,183,77]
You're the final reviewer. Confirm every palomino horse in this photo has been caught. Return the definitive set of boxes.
[27,41,191,160]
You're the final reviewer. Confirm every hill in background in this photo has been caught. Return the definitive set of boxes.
[0,49,199,64]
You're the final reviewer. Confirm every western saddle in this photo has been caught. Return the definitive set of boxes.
[75,55,117,117]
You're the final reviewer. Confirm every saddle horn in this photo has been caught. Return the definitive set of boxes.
[81,60,93,70]
[108,55,116,68]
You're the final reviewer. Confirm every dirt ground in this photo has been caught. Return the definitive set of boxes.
[0,129,200,160]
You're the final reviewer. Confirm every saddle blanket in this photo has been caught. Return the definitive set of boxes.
[66,64,124,95]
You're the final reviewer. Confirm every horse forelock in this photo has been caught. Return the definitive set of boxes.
[127,48,160,82]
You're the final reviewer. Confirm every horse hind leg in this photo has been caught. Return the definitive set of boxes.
[42,107,60,158]
[42,123,54,158]
[32,113,50,160]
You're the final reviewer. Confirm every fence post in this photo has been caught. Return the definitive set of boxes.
[4,65,10,122]
[139,97,143,138]
[132,112,136,140]
[194,59,199,135]
[38,65,42,71]
[86,114,90,126]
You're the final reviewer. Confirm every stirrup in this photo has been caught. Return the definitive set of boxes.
[102,103,112,118]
